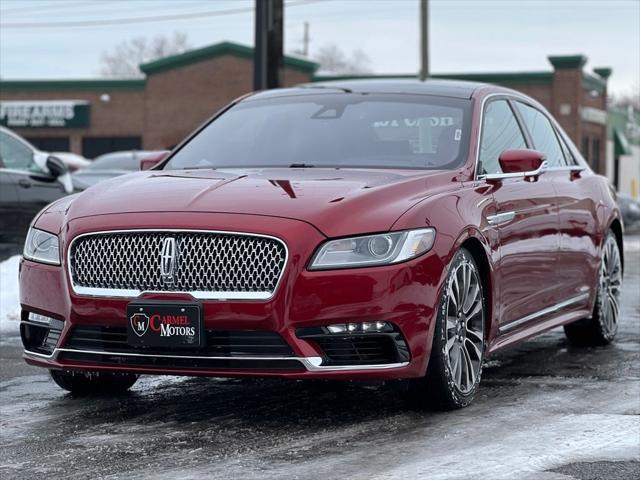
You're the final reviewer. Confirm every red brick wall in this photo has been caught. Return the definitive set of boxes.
[507,84,553,111]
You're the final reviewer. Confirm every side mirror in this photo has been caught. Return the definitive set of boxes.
[46,155,74,194]
[499,149,544,173]
[485,149,547,183]
[140,151,170,171]
[45,155,68,178]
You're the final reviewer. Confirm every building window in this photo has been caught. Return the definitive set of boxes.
[25,137,70,153]
[591,138,601,172]
[581,136,590,165]
[82,136,142,159]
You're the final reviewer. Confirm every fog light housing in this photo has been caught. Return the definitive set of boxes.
[326,321,393,334]
[28,312,54,325]
[21,311,64,356]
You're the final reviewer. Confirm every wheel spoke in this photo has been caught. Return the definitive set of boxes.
[449,284,459,311]
[462,345,475,389]
[452,274,461,308]
[608,292,620,322]
[602,294,612,331]
[465,337,482,360]
[462,264,471,308]
[445,334,457,353]
[466,327,483,345]
[454,346,463,386]
[466,299,482,321]
[463,280,479,314]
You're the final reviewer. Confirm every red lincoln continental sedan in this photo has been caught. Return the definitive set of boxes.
[19,80,623,409]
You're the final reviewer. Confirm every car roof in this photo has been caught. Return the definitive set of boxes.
[248,79,490,101]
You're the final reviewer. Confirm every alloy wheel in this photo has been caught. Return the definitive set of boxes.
[444,260,484,394]
[599,235,622,337]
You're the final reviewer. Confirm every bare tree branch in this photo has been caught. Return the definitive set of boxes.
[99,32,191,78]
[314,44,372,74]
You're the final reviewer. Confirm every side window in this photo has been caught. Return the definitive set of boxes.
[557,131,577,165]
[0,132,36,172]
[515,102,566,167]
[479,100,527,175]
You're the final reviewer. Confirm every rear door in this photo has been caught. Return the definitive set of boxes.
[478,98,561,333]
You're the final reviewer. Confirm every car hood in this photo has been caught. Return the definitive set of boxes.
[72,170,133,189]
[65,168,457,237]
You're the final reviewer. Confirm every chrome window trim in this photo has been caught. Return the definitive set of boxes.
[483,160,549,182]
[498,293,589,333]
[473,92,587,181]
[474,92,519,181]
[66,229,289,301]
[0,167,43,176]
[23,347,409,371]
[544,165,586,172]
[478,164,585,183]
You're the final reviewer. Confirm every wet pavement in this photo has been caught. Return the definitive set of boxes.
[1,238,638,480]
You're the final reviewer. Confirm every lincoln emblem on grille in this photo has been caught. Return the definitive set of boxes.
[160,237,178,285]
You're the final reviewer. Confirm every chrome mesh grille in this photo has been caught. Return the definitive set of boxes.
[69,231,287,295]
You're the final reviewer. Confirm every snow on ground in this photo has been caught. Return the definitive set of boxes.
[0,255,21,337]
[625,235,640,252]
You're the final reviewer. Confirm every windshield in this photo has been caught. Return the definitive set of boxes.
[164,93,472,170]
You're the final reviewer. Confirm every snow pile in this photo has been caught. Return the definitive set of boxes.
[0,255,21,336]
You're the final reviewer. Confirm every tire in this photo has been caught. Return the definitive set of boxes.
[407,248,486,410]
[50,370,139,395]
[564,231,622,346]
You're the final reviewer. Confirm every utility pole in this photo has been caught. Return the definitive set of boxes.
[254,0,284,90]
[419,0,429,81]
[302,21,310,56]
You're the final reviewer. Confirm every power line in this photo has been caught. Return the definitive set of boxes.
[0,0,326,29]
[0,0,96,15]
[0,0,214,18]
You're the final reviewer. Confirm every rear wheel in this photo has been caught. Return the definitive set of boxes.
[564,231,622,346]
[407,248,485,410]
[50,370,138,395]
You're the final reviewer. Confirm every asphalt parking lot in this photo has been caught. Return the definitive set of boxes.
[0,237,638,480]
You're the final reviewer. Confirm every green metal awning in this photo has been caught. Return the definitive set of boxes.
[614,128,631,156]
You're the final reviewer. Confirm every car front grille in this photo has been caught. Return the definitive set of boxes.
[69,230,287,298]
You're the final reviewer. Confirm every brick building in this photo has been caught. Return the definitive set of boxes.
[0,42,317,158]
[0,41,611,176]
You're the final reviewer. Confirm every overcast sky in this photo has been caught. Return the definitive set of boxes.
[1,0,638,97]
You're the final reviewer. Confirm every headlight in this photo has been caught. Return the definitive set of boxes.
[309,228,436,270]
[23,227,60,265]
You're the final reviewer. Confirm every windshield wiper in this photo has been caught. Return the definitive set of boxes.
[289,163,315,168]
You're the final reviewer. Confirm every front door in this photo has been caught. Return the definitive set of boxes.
[477,99,561,332]
[0,130,67,239]
[514,101,599,308]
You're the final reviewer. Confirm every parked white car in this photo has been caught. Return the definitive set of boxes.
[51,152,90,172]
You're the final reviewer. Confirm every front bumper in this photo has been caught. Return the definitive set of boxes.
[19,213,446,380]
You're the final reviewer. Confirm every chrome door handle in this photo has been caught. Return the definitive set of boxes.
[487,211,515,225]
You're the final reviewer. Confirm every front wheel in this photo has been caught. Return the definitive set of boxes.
[564,231,622,346]
[407,248,486,410]
[50,370,139,395]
